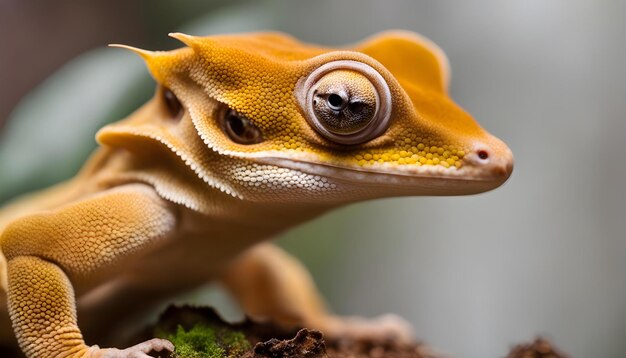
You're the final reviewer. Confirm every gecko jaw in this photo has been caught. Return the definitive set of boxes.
[257,151,512,197]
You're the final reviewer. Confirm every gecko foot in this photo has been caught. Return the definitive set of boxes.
[95,338,174,358]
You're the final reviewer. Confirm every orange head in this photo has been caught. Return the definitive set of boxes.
[104,31,513,204]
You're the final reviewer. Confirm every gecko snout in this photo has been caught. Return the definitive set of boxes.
[467,138,514,182]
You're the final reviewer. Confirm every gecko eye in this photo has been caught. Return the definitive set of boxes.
[298,60,392,145]
[222,108,263,144]
[162,87,183,119]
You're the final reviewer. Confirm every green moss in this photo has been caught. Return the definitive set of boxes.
[166,324,251,358]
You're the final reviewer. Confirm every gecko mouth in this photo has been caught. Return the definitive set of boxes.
[258,151,513,196]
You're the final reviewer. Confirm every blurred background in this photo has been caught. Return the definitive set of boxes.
[1,1,625,357]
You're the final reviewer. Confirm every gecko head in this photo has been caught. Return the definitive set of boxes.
[109,31,513,204]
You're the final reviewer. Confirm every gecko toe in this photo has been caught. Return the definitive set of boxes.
[101,338,174,358]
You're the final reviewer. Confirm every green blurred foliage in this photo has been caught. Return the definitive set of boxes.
[0,50,153,203]
[164,324,250,358]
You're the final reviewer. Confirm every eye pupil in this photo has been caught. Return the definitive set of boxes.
[223,109,263,144]
[163,88,183,119]
[348,101,365,113]
[327,94,344,109]
[227,114,245,137]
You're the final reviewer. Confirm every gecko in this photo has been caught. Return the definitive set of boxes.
[0,31,513,358]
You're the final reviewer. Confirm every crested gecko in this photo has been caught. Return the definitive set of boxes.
[0,31,513,358]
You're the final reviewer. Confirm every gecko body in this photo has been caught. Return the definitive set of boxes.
[0,31,513,357]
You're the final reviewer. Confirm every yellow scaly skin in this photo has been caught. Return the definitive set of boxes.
[0,31,513,357]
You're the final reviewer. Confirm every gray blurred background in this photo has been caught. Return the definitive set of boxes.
[1,1,625,357]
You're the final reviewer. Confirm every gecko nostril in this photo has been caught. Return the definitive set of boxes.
[477,150,489,160]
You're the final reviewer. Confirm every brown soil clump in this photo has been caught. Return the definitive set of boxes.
[506,337,569,358]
